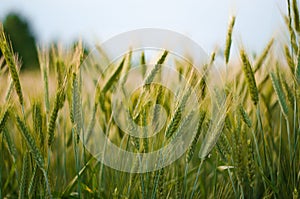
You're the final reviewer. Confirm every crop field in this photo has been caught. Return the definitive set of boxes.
[0,1,300,199]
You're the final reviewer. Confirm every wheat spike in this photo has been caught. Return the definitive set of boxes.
[16,116,45,169]
[199,67,208,100]
[284,45,296,76]
[47,88,65,146]
[86,102,98,143]
[296,47,300,85]
[286,0,299,53]
[224,16,236,64]
[158,168,165,198]
[239,104,252,128]
[28,165,38,197]
[170,110,195,142]
[151,157,164,199]
[240,49,259,105]
[246,139,255,188]
[126,109,140,151]
[140,51,146,78]
[38,48,50,114]
[19,152,30,199]
[175,172,182,199]
[292,0,300,33]
[3,127,17,162]
[101,56,126,94]
[32,102,44,149]
[17,116,52,197]
[216,133,231,162]
[55,59,65,88]
[4,78,14,102]
[280,74,295,108]
[120,50,132,86]
[186,110,206,163]
[133,51,168,120]
[165,88,190,139]
[142,109,149,153]
[152,84,164,128]
[71,72,82,138]
[199,93,228,159]
[0,106,9,134]
[0,25,24,106]
[144,50,168,85]
[235,129,245,187]
[254,38,274,73]
[198,52,215,101]
[3,127,17,161]
[270,72,289,117]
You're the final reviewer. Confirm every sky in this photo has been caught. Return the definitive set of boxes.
[0,0,287,56]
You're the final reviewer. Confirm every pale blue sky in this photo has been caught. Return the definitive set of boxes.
[0,0,287,54]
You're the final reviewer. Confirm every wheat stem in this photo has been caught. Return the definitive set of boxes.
[190,159,204,199]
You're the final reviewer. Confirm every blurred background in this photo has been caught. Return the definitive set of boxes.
[0,0,287,70]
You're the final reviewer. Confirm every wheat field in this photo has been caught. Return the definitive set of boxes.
[0,1,300,199]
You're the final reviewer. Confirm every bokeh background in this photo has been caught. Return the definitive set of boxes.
[0,0,287,70]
